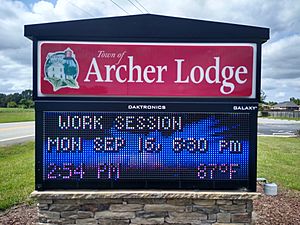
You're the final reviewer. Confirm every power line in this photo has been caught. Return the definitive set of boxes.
[127,0,143,13]
[110,0,129,15]
[134,0,149,13]
[66,0,95,17]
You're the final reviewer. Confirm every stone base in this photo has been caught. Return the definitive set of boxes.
[31,190,260,225]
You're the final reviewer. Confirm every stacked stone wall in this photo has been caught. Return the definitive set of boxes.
[32,191,259,225]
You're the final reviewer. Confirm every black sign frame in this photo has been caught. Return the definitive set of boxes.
[25,14,269,191]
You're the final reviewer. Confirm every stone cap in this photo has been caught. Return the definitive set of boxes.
[31,190,260,200]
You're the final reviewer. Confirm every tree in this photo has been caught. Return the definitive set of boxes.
[290,97,300,105]
[0,93,6,107]
[21,90,33,100]
[19,99,34,108]
[0,90,34,108]
[6,93,22,105]
[7,101,17,108]
[260,90,267,104]
[267,101,277,106]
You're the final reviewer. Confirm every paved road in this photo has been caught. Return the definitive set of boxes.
[0,121,35,146]
[258,118,300,136]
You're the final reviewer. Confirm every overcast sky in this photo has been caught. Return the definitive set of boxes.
[0,0,299,102]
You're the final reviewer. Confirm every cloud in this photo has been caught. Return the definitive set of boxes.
[262,77,300,102]
[0,0,299,102]
[261,33,300,101]
[0,47,32,93]
[275,92,286,98]
[262,35,300,79]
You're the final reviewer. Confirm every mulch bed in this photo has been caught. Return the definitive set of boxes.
[0,184,299,225]
[253,184,300,225]
[0,204,37,225]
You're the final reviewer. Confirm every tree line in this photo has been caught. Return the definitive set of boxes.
[0,90,34,108]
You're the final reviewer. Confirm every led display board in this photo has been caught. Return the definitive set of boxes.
[35,102,257,190]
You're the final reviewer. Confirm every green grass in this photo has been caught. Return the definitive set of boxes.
[258,137,300,190]
[0,142,35,210]
[0,107,34,123]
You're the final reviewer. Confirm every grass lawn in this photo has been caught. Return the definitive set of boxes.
[0,142,34,210]
[0,108,34,123]
[0,137,299,210]
[258,137,300,190]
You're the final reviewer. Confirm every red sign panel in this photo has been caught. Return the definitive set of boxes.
[38,42,256,98]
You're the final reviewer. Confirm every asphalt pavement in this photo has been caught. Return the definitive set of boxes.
[0,121,35,146]
[258,118,300,136]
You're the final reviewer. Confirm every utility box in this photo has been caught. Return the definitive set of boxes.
[25,14,269,191]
